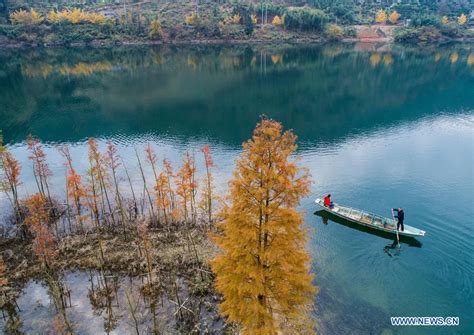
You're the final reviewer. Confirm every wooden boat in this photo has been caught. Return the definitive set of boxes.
[315,198,426,238]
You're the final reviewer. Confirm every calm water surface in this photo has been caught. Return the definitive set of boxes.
[0,44,473,334]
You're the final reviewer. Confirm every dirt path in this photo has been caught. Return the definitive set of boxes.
[354,25,398,42]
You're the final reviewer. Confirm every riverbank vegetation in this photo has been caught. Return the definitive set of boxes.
[0,0,472,47]
[0,119,316,334]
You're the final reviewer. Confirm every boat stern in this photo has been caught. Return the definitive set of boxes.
[315,198,324,207]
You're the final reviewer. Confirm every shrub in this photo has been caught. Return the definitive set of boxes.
[43,33,61,45]
[0,24,23,38]
[194,17,222,38]
[411,14,441,28]
[10,9,43,25]
[343,26,357,38]
[232,3,254,35]
[439,23,463,38]
[331,4,356,24]
[394,27,441,43]
[283,7,329,32]
[324,23,343,41]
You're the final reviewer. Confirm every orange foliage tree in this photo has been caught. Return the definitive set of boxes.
[24,193,58,267]
[211,119,316,334]
[0,148,23,227]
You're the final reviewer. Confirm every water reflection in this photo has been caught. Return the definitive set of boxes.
[383,240,402,258]
[314,210,423,248]
[1,271,225,334]
[1,44,473,145]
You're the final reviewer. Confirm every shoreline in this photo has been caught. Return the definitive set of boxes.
[1,36,473,49]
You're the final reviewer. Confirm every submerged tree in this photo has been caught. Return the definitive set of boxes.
[59,145,86,233]
[200,144,214,226]
[135,147,156,223]
[27,135,53,203]
[106,142,128,236]
[88,138,116,227]
[175,152,197,223]
[211,119,316,334]
[163,159,177,220]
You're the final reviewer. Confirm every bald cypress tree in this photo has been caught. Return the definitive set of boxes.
[212,118,317,334]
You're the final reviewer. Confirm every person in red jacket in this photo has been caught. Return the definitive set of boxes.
[324,194,334,209]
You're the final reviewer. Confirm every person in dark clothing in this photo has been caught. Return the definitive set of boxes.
[392,208,404,231]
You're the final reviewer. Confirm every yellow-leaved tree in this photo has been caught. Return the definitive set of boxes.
[185,12,198,25]
[388,11,400,24]
[10,9,43,25]
[211,118,316,334]
[272,15,283,26]
[441,16,449,25]
[251,14,258,24]
[149,18,163,39]
[458,13,467,25]
[375,9,386,24]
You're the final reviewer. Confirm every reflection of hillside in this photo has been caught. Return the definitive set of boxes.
[0,45,473,144]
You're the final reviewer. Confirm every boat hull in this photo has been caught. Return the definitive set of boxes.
[315,198,425,238]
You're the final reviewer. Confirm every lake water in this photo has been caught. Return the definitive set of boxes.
[1,44,473,334]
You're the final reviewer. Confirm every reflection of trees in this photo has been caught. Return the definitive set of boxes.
[87,272,119,334]
[21,61,113,78]
[370,52,381,66]
[468,53,474,66]
[1,298,24,334]
[45,271,74,334]
[1,45,473,144]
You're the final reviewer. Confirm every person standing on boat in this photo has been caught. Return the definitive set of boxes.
[324,194,334,209]
[392,208,404,232]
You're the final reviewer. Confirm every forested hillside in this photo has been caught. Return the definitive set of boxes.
[0,0,472,46]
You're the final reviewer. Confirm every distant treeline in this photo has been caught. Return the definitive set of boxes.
[1,0,472,22]
[0,0,472,46]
